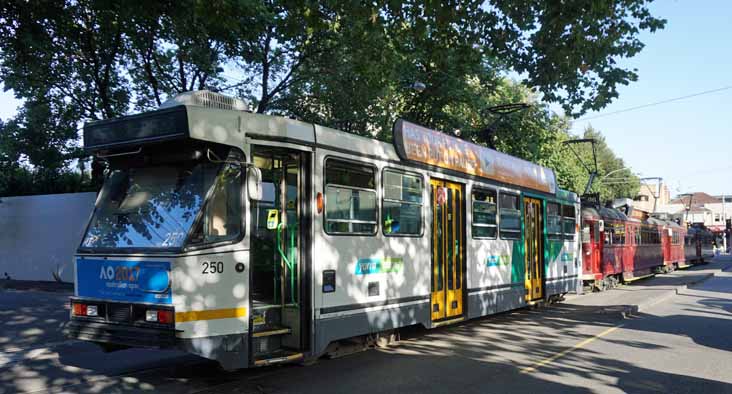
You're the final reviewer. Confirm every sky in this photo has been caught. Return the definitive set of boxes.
[558,0,732,197]
[0,1,730,197]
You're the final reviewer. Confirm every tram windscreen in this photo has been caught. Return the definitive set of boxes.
[81,149,242,250]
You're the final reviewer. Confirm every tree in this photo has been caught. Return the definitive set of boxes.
[0,100,86,196]
[125,0,264,110]
[581,125,640,201]
[0,0,663,196]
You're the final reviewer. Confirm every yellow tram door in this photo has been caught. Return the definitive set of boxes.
[430,179,464,321]
[524,197,543,301]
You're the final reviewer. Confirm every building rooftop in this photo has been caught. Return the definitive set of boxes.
[669,192,721,207]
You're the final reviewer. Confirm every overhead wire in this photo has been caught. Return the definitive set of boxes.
[575,85,732,122]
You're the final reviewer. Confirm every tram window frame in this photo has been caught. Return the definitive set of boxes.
[184,148,247,251]
[499,192,521,240]
[472,187,498,239]
[562,205,576,241]
[546,202,562,241]
[381,168,424,237]
[323,157,378,236]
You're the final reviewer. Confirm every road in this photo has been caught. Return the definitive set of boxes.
[1,258,732,394]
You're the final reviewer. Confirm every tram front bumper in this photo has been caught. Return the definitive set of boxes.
[64,319,177,349]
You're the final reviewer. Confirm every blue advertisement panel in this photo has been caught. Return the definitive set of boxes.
[76,258,172,304]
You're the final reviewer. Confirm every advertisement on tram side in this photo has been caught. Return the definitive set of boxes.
[393,119,557,194]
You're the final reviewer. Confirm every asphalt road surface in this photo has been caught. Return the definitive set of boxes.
[1,258,732,394]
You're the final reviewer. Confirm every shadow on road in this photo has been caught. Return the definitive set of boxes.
[2,267,732,393]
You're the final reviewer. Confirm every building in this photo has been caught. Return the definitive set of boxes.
[633,180,671,219]
[658,192,732,231]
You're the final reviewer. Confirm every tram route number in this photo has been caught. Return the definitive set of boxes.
[202,261,224,274]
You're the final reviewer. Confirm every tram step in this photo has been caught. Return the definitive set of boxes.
[251,305,282,329]
[252,326,292,338]
[254,349,304,367]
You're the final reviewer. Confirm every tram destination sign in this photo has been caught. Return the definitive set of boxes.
[84,105,189,151]
[393,119,557,194]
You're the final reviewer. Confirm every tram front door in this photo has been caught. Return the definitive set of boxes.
[430,179,464,321]
[524,197,543,301]
[249,147,309,364]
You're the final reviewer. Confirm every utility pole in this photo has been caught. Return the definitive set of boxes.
[640,177,663,214]
[723,194,727,253]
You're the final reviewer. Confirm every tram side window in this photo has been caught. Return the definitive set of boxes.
[613,225,625,244]
[472,188,497,239]
[547,202,562,240]
[382,169,423,236]
[635,228,642,245]
[499,193,521,240]
[324,159,377,235]
[562,205,576,241]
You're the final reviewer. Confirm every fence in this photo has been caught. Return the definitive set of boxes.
[0,193,96,283]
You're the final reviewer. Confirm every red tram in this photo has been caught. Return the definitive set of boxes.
[581,205,699,291]
[685,226,715,264]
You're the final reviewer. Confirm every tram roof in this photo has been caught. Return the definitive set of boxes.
[84,92,568,196]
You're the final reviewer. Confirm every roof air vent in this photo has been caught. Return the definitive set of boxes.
[160,90,250,111]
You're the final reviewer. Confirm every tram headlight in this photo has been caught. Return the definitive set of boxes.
[86,305,98,317]
[145,310,159,322]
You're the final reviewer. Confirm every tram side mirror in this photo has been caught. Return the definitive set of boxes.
[247,166,263,201]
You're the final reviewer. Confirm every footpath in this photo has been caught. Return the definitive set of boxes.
[0,279,73,293]
[564,255,732,318]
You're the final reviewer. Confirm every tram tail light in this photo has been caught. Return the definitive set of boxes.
[146,309,174,324]
[72,302,99,317]
[72,303,87,316]
[157,310,173,324]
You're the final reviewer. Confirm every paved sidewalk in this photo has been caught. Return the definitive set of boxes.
[564,256,732,316]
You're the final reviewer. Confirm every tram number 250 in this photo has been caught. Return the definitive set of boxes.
[201,261,224,274]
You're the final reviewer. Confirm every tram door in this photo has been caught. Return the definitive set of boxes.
[524,197,543,301]
[250,147,309,359]
[430,179,464,321]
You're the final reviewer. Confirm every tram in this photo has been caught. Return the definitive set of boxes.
[581,205,695,291]
[685,226,715,264]
[66,91,581,370]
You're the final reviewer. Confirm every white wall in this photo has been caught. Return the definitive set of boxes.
[0,192,96,282]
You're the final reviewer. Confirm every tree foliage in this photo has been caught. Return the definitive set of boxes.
[0,0,662,198]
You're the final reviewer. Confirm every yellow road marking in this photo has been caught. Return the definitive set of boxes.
[175,307,247,323]
[520,324,624,374]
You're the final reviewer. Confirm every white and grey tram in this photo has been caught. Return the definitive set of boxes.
[66,91,582,370]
